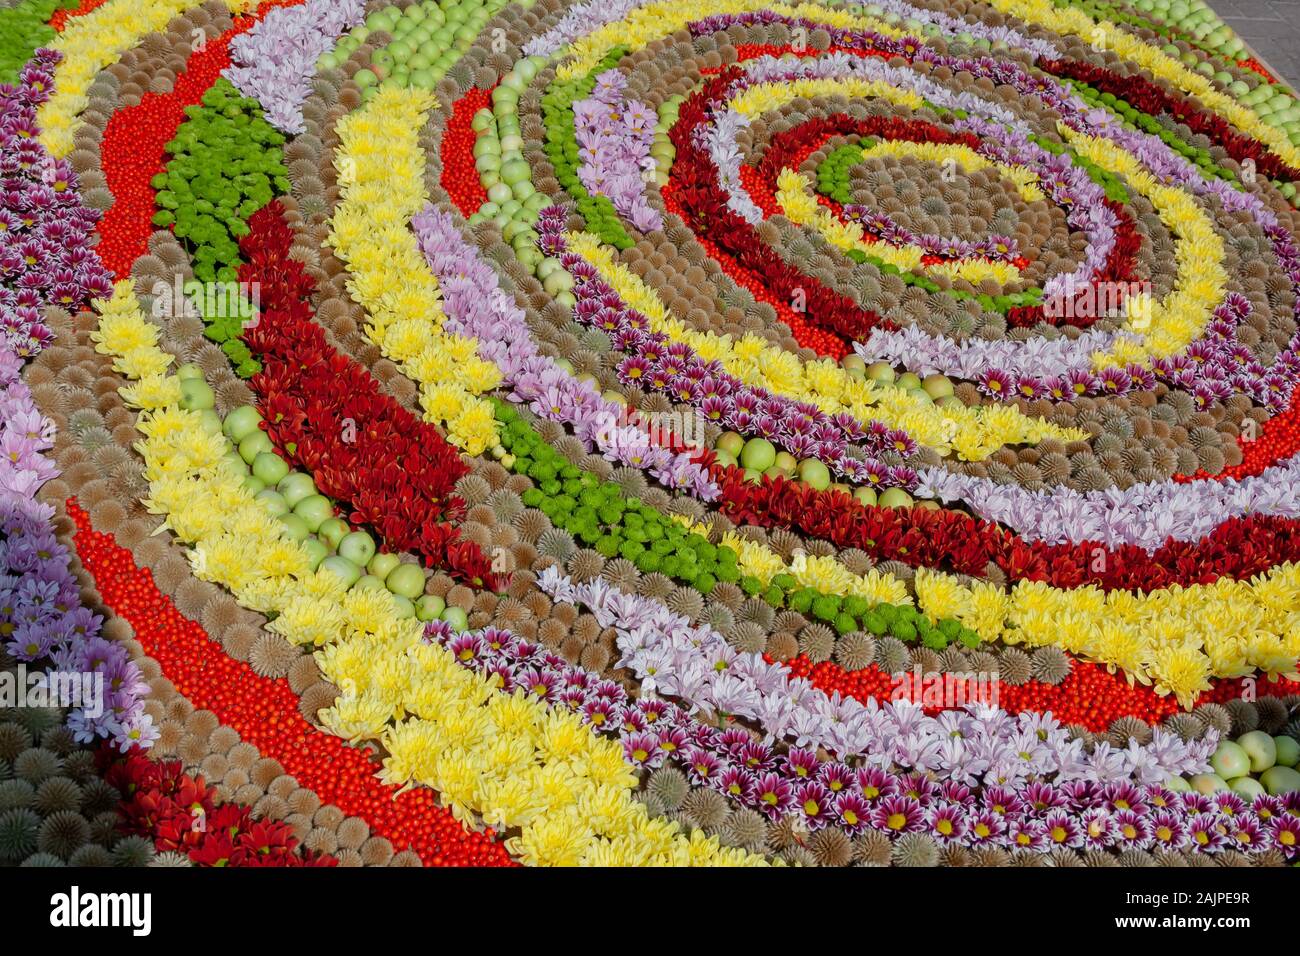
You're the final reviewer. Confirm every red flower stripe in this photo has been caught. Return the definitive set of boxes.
[68,500,517,867]
[659,179,847,358]
[781,653,1300,732]
[709,461,1300,591]
[102,747,337,866]
[1043,58,1300,183]
[442,85,491,216]
[236,202,502,590]
[95,1,299,278]
[668,67,900,345]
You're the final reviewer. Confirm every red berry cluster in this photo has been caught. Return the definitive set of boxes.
[441,86,492,215]
[48,0,109,32]
[782,653,1300,732]
[237,203,502,589]
[1176,389,1300,482]
[101,747,337,866]
[68,499,517,867]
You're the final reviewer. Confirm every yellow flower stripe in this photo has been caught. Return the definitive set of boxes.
[565,231,1086,460]
[327,87,502,455]
[776,168,1024,287]
[90,280,768,867]
[669,509,1299,708]
[558,0,910,79]
[1058,127,1227,371]
[982,0,1300,174]
[728,77,924,120]
[670,512,912,605]
[36,0,254,158]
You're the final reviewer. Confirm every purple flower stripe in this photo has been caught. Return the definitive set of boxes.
[411,204,718,498]
[223,0,366,135]
[0,55,152,751]
[535,567,1215,785]
[421,614,1299,857]
[574,71,662,233]
[0,51,113,354]
[0,355,155,750]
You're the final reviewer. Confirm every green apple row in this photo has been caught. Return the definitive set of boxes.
[1171,731,1300,798]
[321,0,520,101]
[178,372,469,630]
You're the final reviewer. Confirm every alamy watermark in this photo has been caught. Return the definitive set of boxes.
[0,664,103,718]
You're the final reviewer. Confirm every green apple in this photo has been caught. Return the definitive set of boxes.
[740,438,777,472]
[916,499,941,511]
[254,489,288,517]
[936,395,965,410]
[841,354,866,378]
[879,487,914,509]
[763,465,788,480]
[353,574,385,592]
[238,430,273,464]
[1210,740,1251,780]
[1274,735,1300,768]
[865,362,895,385]
[241,475,265,496]
[797,458,831,490]
[854,487,878,507]
[179,378,215,411]
[252,452,290,486]
[713,449,736,468]
[922,374,954,400]
[386,563,426,600]
[277,513,310,542]
[367,552,402,581]
[292,494,333,532]
[773,452,797,474]
[415,594,446,622]
[1189,772,1231,794]
[300,537,329,571]
[319,555,361,588]
[1260,765,1300,795]
[338,531,376,567]
[223,406,261,442]
[1229,776,1266,800]
[896,372,922,391]
[390,595,416,619]
[196,409,222,435]
[317,517,349,550]
[1237,731,1277,773]
[277,472,317,508]
[1164,775,1192,792]
[176,363,204,381]
[742,468,763,484]
[441,605,469,631]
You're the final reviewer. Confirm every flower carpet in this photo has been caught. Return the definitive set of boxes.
[1,0,1300,870]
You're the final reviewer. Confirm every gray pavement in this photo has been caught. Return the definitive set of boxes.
[1215,0,1300,87]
